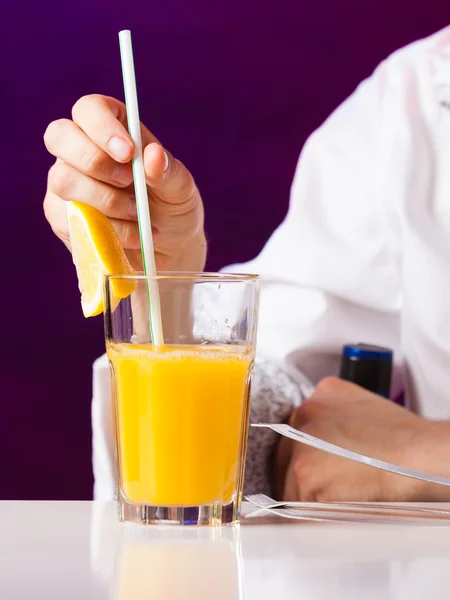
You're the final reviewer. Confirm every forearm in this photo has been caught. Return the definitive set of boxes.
[409,420,450,501]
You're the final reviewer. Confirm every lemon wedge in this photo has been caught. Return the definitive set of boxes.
[67,201,137,317]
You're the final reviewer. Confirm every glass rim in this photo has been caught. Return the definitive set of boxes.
[106,271,260,282]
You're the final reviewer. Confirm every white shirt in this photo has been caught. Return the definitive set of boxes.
[92,26,450,500]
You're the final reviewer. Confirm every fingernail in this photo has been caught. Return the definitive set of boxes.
[163,151,169,173]
[112,165,133,186]
[108,136,132,161]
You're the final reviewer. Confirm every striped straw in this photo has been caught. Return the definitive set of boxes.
[119,30,164,346]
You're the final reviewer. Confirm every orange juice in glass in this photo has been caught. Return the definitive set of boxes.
[105,273,260,526]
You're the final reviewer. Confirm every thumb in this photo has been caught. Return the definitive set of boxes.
[143,142,197,203]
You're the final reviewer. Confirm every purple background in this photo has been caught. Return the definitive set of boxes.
[2,1,448,499]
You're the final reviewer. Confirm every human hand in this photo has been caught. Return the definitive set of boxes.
[44,94,206,271]
[274,377,450,502]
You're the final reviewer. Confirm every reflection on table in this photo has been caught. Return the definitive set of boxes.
[85,502,450,600]
[113,524,242,600]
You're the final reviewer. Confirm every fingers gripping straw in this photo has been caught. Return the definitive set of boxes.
[118,30,164,346]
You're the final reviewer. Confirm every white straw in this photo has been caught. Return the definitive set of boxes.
[119,30,164,346]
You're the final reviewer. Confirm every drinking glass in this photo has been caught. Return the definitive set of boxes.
[104,272,260,526]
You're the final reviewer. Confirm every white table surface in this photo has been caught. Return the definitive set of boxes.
[1,501,450,599]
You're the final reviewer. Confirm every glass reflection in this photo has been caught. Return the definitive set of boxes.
[112,525,243,600]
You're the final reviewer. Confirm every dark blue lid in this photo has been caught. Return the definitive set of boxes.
[342,343,393,362]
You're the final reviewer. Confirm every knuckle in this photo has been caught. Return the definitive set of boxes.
[47,163,72,197]
[42,193,52,225]
[81,149,104,175]
[173,169,197,202]
[44,119,68,151]
[72,94,102,120]
[43,193,68,240]
[315,376,342,396]
[99,187,118,215]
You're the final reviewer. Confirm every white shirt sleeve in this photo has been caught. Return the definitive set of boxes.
[91,50,415,500]
[92,354,116,501]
